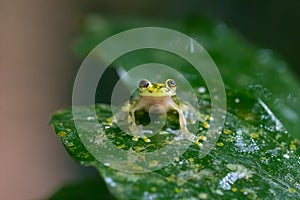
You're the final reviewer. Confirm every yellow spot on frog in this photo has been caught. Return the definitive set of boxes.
[149,160,158,167]
[202,121,210,129]
[65,128,71,132]
[57,131,67,137]
[231,187,238,192]
[223,129,232,135]
[174,187,182,193]
[250,133,259,139]
[216,142,224,147]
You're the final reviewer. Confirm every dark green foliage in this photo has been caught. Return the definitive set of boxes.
[50,16,300,199]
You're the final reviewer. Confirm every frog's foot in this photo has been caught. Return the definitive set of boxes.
[129,125,150,142]
[106,116,113,126]
[128,113,150,141]
[192,134,211,147]
[131,136,151,142]
[180,129,203,147]
[194,141,203,147]
[142,137,151,142]
[189,137,203,147]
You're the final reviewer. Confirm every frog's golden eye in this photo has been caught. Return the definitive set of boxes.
[166,79,176,88]
[139,79,151,88]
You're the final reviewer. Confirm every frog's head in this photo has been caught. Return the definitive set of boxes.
[138,79,177,97]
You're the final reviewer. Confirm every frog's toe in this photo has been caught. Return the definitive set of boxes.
[198,135,207,141]
[194,141,203,147]
[132,136,139,141]
[106,117,113,125]
[142,137,151,143]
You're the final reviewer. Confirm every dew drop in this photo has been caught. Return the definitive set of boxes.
[234,98,240,103]
[87,116,95,121]
[198,86,206,93]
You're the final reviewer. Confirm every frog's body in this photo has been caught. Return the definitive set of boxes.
[113,79,201,145]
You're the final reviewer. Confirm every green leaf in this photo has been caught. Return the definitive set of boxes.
[50,15,300,199]
[50,92,300,199]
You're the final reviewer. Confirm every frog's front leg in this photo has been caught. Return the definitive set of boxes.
[168,101,201,146]
[128,102,151,142]
[112,102,150,142]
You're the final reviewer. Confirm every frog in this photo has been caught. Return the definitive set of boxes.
[112,79,201,145]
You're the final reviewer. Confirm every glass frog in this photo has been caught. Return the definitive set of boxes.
[112,79,202,145]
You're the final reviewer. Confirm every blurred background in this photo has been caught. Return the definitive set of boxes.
[0,0,299,199]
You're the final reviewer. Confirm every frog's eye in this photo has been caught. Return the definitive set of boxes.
[166,79,176,88]
[139,79,151,88]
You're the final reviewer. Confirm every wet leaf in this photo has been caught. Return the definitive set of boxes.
[51,16,300,199]
[50,90,300,199]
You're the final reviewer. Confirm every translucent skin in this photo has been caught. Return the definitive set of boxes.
[115,79,200,145]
